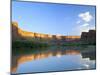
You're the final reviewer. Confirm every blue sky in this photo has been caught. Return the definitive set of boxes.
[12,1,96,36]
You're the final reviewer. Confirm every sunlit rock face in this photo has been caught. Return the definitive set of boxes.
[81,30,96,44]
[12,22,19,41]
[12,22,80,41]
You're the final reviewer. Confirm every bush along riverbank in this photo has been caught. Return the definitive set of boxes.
[12,40,50,49]
[61,42,96,46]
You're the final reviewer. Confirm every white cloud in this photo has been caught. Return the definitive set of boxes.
[73,11,95,35]
[76,24,95,35]
[89,25,95,30]
[78,24,89,32]
[78,12,93,22]
[73,23,95,35]
[81,23,89,27]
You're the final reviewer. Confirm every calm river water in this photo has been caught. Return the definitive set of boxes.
[11,46,96,74]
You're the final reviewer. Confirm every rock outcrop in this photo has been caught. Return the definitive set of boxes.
[12,22,19,41]
[80,30,96,44]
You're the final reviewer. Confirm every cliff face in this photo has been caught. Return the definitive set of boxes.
[80,30,96,44]
[12,22,80,42]
[12,22,19,41]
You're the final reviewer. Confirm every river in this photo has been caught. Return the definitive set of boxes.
[11,46,96,74]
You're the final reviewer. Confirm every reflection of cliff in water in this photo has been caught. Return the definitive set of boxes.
[11,49,80,73]
[82,51,96,60]
[11,46,96,73]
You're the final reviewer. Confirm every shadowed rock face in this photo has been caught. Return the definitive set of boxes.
[81,32,88,43]
[81,30,96,44]
[88,30,96,44]
[12,22,80,42]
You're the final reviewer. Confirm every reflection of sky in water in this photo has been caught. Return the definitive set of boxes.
[16,54,95,73]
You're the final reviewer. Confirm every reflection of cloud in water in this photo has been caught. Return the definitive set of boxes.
[81,58,95,69]
[56,54,61,58]
[84,64,89,69]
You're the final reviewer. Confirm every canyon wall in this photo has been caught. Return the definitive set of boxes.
[12,22,80,42]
